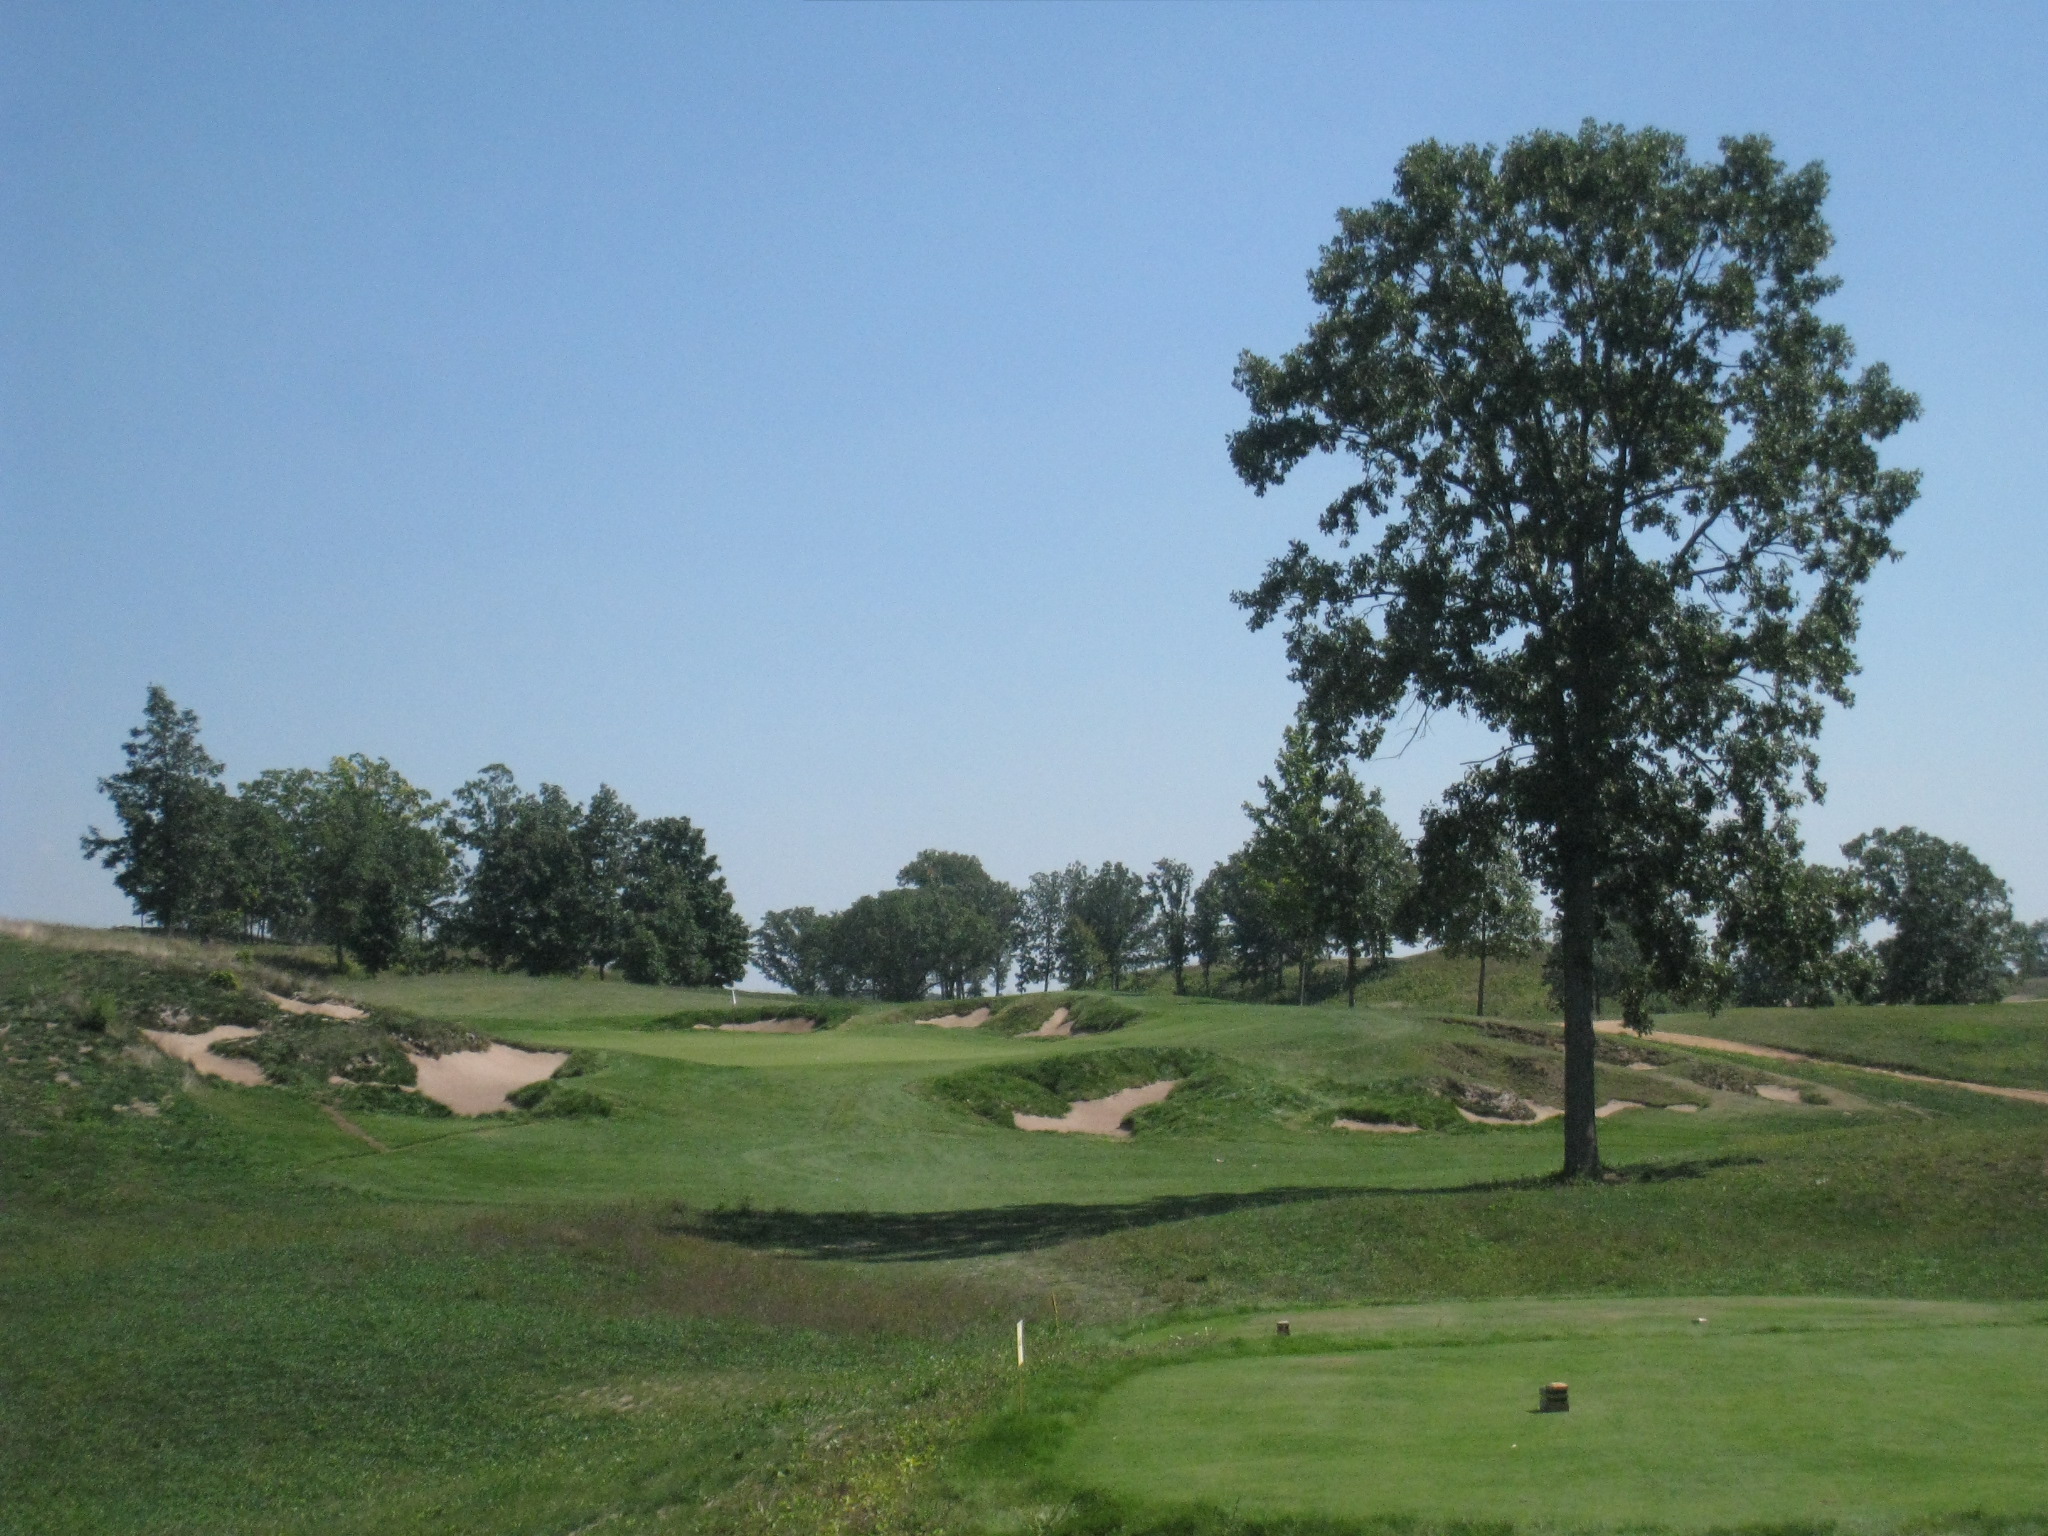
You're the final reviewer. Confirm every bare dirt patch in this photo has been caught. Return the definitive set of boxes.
[407,1043,568,1115]
[1333,1117,1421,1134]
[920,1009,991,1029]
[262,991,367,1021]
[717,1018,815,1034]
[1014,1079,1176,1138]
[141,1024,266,1086]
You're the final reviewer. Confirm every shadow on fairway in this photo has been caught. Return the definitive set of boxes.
[672,1159,1737,1261]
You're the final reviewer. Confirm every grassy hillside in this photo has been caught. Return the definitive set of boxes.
[1147,946,1560,1021]
[7,926,2048,1534]
[1657,999,2048,1090]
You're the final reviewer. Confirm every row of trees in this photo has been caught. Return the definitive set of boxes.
[82,687,747,982]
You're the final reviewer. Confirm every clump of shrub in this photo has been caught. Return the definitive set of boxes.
[206,969,240,992]
[328,1082,452,1119]
[509,1080,613,1117]
[1331,1082,1465,1132]
[74,994,119,1033]
[643,1000,860,1031]
[1668,1054,1770,1093]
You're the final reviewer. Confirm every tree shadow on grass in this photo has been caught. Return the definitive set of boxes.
[670,1158,1745,1262]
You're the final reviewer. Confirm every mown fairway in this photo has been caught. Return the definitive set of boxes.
[7,933,2048,1534]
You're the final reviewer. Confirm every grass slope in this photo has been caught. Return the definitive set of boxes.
[1658,1000,2048,1090]
[8,929,2048,1534]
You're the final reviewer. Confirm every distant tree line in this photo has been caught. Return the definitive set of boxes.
[82,687,746,982]
[83,688,2035,1006]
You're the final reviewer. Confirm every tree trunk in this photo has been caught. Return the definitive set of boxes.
[1173,960,1184,995]
[1557,846,1601,1179]
[1346,947,1357,1007]
[1477,911,1489,1017]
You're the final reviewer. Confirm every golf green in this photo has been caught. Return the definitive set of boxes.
[1065,1299,2048,1525]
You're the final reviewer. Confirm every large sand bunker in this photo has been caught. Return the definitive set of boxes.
[920,1008,990,1029]
[141,1025,266,1086]
[1020,1007,1072,1038]
[407,1043,567,1115]
[1014,1079,1176,1138]
[717,1018,815,1034]
[262,991,366,1020]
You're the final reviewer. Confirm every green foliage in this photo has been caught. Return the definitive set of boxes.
[752,905,833,995]
[1231,123,1920,1175]
[328,1081,453,1118]
[1331,1084,1465,1132]
[205,967,240,991]
[451,769,748,986]
[1845,825,2015,1004]
[1067,994,1142,1035]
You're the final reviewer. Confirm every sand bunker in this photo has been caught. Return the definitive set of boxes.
[1596,1099,1645,1118]
[263,991,367,1021]
[1457,1101,1563,1126]
[1666,1103,1700,1113]
[406,1043,568,1115]
[1021,1007,1072,1039]
[141,1025,266,1086]
[1014,1079,1176,1138]
[920,1008,990,1029]
[717,1018,815,1034]
[1754,1084,1806,1104]
[1334,1117,1420,1133]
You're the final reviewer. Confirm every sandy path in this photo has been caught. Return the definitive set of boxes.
[1021,1007,1072,1039]
[141,1025,266,1086]
[1592,1020,2048,1106]
[1333,1117,1420,1133]
[263,991,366,1021]
[407,1043,568,1115]
[1014,1079,1176,1138]
[717,1018,815,1034]
[920,1008,990,1029]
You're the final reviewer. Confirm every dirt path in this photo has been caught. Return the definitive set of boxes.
[716,1018,815,1033]
[1592,1020,2048,1106]
[140,1025,265,1086]
[1014,1079,1176,1138]
[321,1103,389,1152]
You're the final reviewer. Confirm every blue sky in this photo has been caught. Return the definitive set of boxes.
[4,1,2044,940]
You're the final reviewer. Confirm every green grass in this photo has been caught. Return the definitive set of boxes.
[1059,1298,2048,1525]
[1657,1000,2048,1089]
[9,928,2048,1533]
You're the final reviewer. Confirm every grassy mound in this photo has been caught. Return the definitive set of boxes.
[641,999,860,1031]
[983,992,1142,1037]
[926,1046,1218,1127]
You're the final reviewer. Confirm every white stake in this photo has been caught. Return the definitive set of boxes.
[1016,1319,1026,1367]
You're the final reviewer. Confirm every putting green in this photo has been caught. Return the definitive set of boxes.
[1066,1299,2048,1525]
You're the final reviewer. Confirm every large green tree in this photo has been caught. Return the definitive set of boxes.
[1408,800,1543,1016]
[81,686,233,933]
[1844,827,2013,1004]
[1146,858,1195,993]
[1230,123,1919,1175]
[300,756,455,973]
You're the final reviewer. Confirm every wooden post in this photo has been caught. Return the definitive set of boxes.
[1540,1382,1569,1412]
[1276,1320,1291,1336]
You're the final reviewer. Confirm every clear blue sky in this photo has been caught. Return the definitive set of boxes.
[5,1,2044,942]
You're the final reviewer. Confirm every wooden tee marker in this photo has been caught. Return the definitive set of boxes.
[1539,1382,1569,1412]
[1276,1320,1291,1336]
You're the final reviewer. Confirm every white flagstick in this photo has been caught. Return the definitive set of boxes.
[1016,1319,1025,1367]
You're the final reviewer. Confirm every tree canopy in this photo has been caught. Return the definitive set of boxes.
[1230,123,1919,1175]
